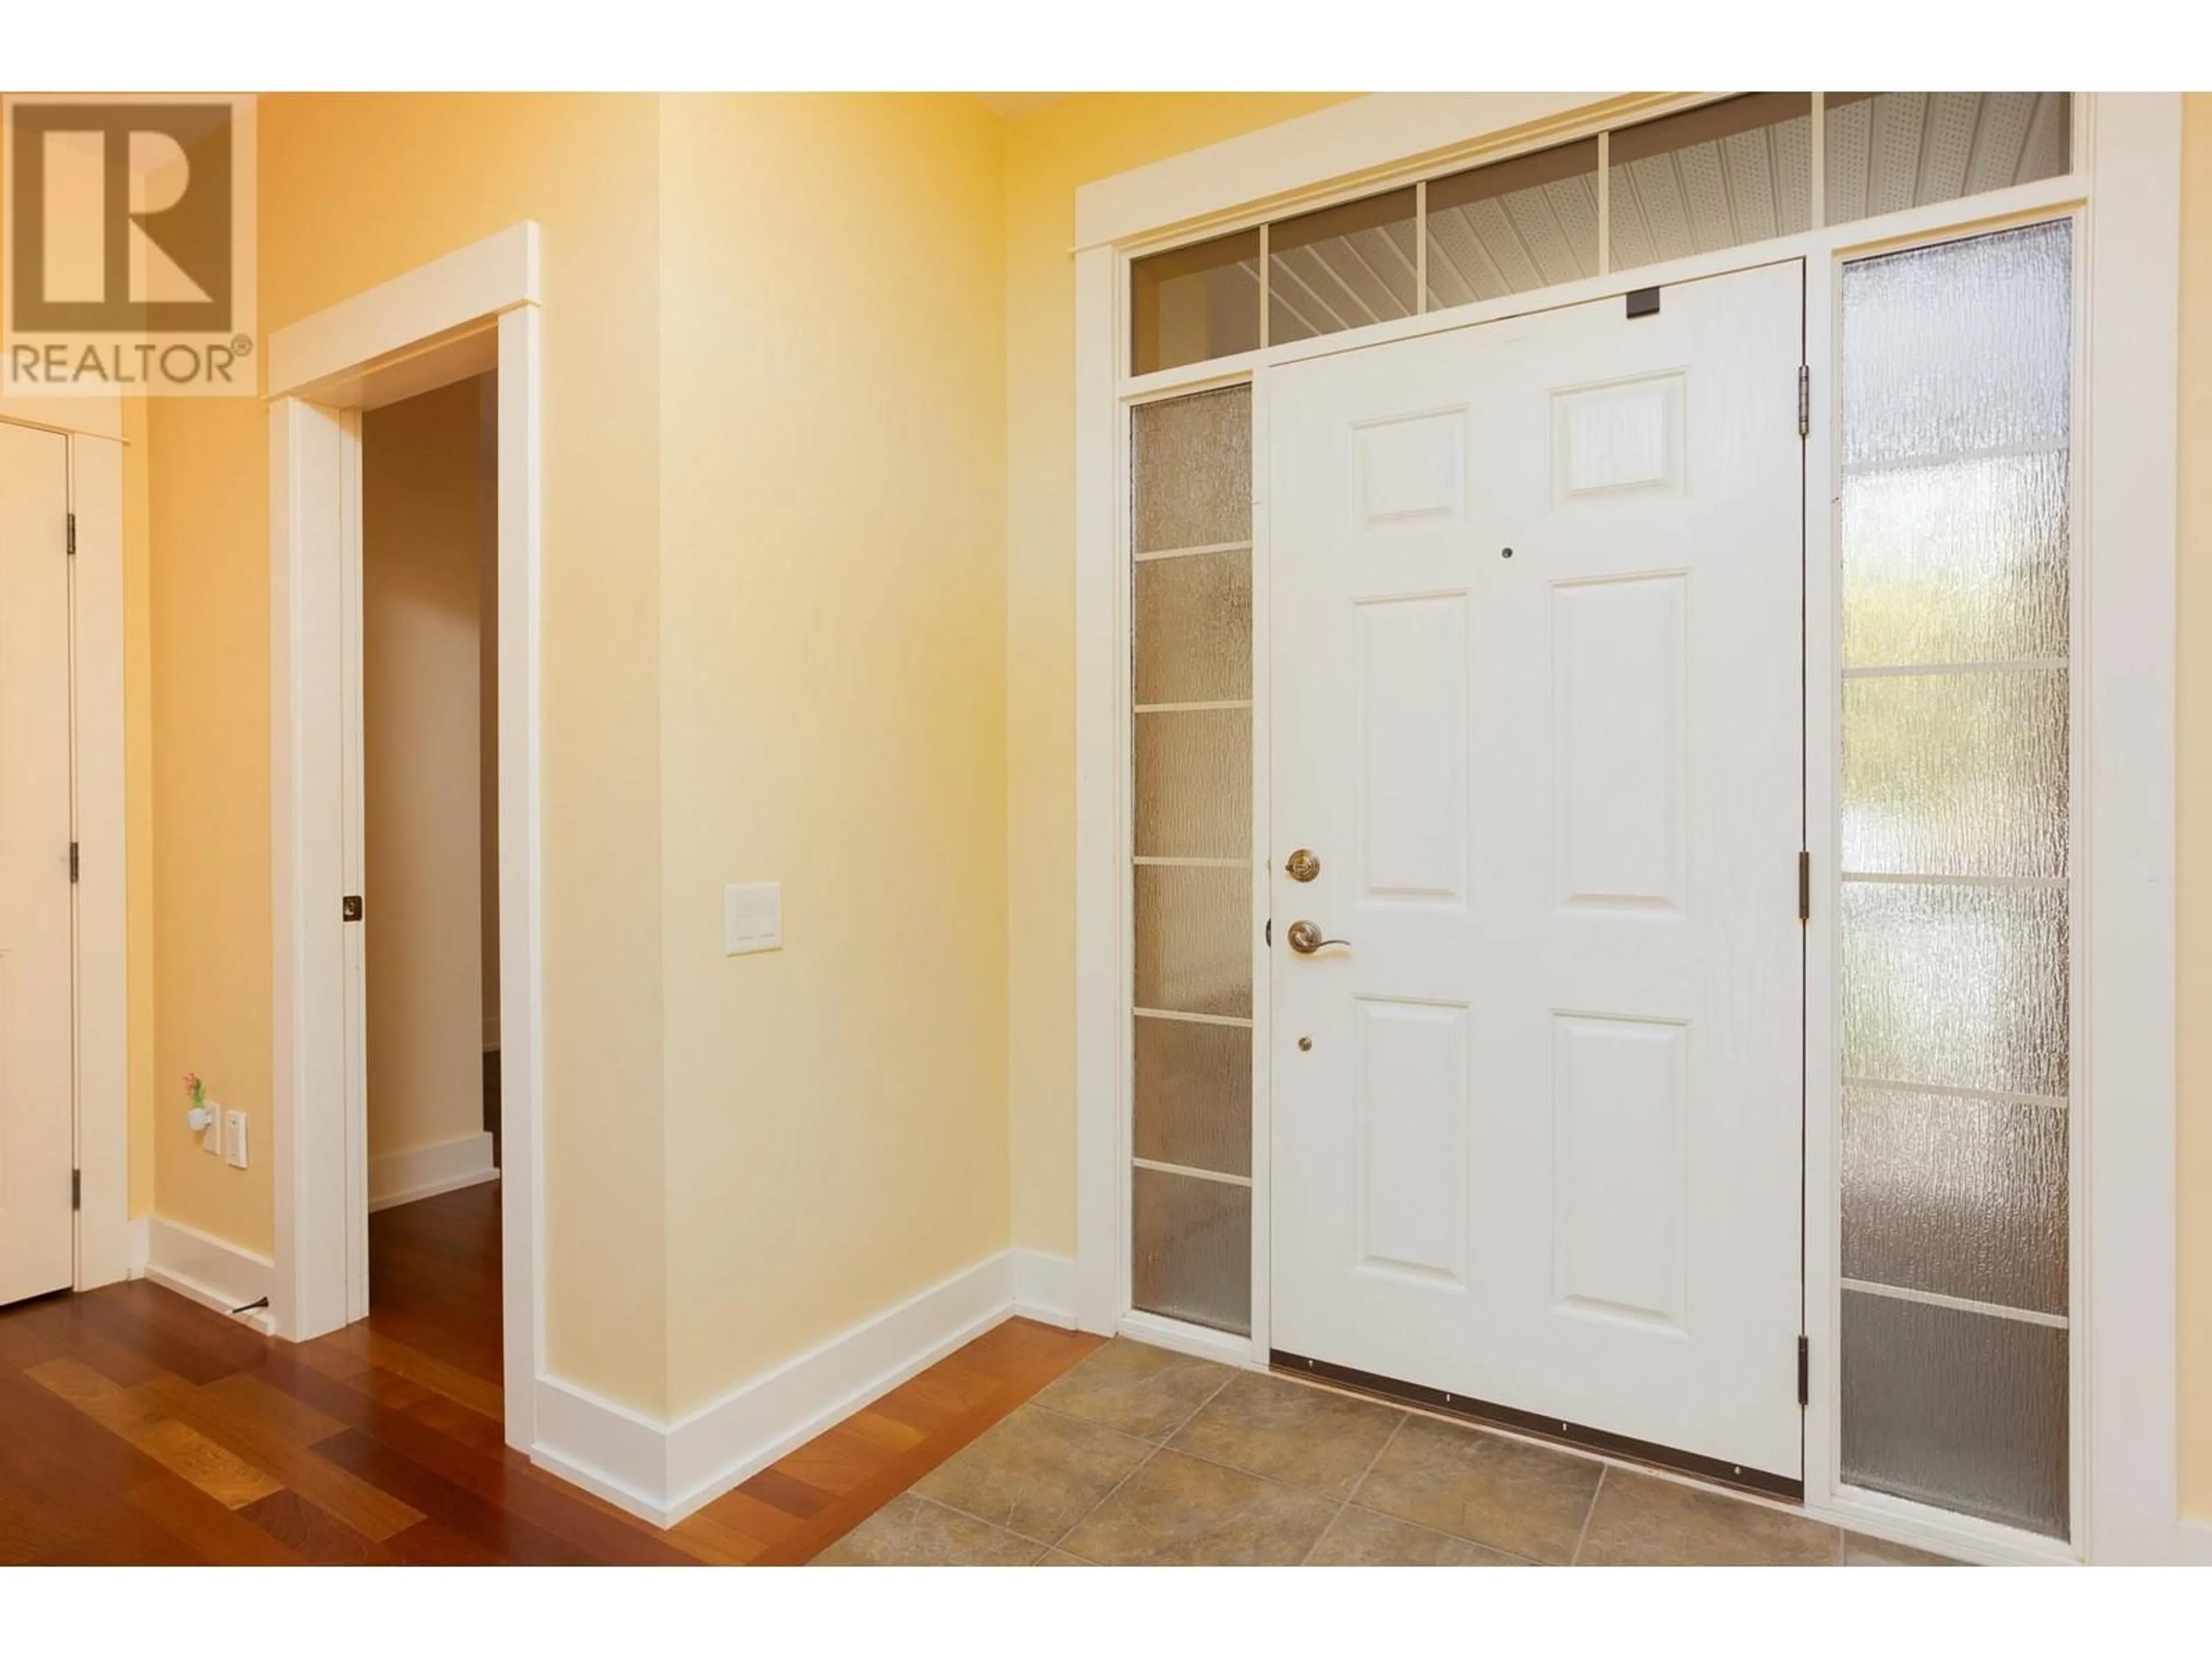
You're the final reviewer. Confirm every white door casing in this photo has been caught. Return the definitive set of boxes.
[0,421,75,1306]
[1270,262,1806,1479]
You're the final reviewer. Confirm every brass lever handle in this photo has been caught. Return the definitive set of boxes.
[1285,919,1349,956]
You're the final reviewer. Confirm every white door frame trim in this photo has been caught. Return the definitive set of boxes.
[268,222,545,1453]
[1071,93,2185,1563]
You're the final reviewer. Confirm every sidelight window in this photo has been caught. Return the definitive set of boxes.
[1835,219,2075,1538]
[1128,384,1255,1334]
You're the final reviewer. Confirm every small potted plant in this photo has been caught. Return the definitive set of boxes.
[184,1071,214,1134]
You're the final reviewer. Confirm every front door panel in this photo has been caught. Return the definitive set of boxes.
[1270,263,1805,1479]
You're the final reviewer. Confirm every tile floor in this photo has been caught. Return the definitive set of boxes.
[817,1338,1957,1566]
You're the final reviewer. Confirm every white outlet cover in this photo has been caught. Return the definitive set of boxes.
[723,881,783,956]
[225,1109,249,1169]
[203,1100,224,1156]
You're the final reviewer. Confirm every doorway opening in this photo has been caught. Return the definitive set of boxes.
[269,221,542,1454]
[358,373,503,1385]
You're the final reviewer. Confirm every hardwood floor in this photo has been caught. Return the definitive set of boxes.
[0,1185,1099,1565]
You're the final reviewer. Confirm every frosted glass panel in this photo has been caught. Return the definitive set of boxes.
[1841,880,2067,1098]
[1130,382,1253,1336]
[1838,221,2074,1537]
[1132,387,1253,553]
[1134,865,1250,1020]
[1131,230,1261,376]
[1269,188,1418,346]
[1840,221,2071,471]
[1134,1014,1252,1178]
[1843,670,2067,879]
[1135,708,1251,859]
[1826,94,2070,230]
[1840,451,2069,668]
[1132,1166,1251,1334]
[1607,94,1810,272]
[1426,139,1599,308]
[1840,1290,2068,1536]
[1134,552,1252,706]
[1843,1085,2068,1315]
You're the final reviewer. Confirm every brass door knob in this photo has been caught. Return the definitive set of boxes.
[1285,848,1321,882]
[1285,919,1349,956]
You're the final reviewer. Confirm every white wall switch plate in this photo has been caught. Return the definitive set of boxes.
[224,1109,249,1169]
[722,881,783,956]
[203,1100,224,1156]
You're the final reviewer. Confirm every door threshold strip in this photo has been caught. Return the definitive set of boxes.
[1270,1349,1804,1503]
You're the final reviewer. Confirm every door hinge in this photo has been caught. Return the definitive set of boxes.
[1797,1335,1810,1406]
[69,841,80,884]
[1797,365,1810,438]
[1797,851,1810,922]
[342,894,364,922]
[66,512,77,556]
[72,1169,82,1211]
[1264,917,1272,948]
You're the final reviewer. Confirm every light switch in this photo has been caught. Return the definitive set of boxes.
[723,881,783,956]
[225,1110,249,1169]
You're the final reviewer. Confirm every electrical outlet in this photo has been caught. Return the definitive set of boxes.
[224,1109,249,1169]
[203,1100,224,1156]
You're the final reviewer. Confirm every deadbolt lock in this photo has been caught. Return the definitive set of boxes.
[1285,847,1321,883]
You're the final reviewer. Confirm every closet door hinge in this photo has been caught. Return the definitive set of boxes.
[1797,366,1810,438]
[66,512,77,555]
[72,1169,82,1211]
[69,841,79,884]
[1797,851,1810,922]
[1797,1335,1810,1406]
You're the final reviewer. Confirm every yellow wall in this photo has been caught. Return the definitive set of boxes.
[656,95,1012,1414]
[362,376,491,1164]
[1001,95,1356,1255]
[149,391,275,1249]
[2177,91,2212,1518]
[150,94,671,1411]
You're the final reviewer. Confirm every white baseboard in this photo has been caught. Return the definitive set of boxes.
[368,1131,499,1213]
[126,1216,150,1278]
[531,1247,1028,1528]
[144,1216,277,1334]
[1012,1248,1079,1328]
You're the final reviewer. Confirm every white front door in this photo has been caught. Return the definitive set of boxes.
[0,421,77,1306]
[1270,263,1805,1480]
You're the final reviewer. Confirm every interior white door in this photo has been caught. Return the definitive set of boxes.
[0,421,77,1306]
[1271,263,1805,1480]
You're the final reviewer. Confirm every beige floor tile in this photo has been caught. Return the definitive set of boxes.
[1059,1449,1339,1566]
[1307,1505,1530,1566]
[1030,1337,1234,1441]
[1843,1531,1960,1566]
[915,1403,1152,1544]
[814,1493,1043,1566]
[1577,1469,1840,1566]
[1351,1414,1602,1564]
[1169,1373,1404,1498]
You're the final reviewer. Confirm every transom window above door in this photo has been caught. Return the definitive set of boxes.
[1128,92,2073,376]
